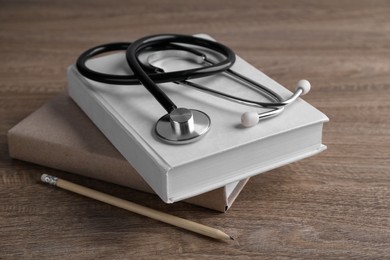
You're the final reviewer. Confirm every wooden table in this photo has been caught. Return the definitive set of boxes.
[1,1,389,258]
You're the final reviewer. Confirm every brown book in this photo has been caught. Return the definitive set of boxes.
[7,92,248,212]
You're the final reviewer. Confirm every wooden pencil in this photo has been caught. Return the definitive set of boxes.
[41,174,233,241]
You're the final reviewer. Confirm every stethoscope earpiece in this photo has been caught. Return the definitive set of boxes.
[295,79,311,95]
[241,80,311,128]
[241,112,259,128]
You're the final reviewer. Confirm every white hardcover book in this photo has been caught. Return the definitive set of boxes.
[67,34,328,203]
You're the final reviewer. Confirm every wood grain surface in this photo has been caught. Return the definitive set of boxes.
[1,0,389,258]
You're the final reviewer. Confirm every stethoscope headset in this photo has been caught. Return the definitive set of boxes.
[77,34,311,144]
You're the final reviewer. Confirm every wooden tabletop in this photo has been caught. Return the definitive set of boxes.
[1,0,389,258]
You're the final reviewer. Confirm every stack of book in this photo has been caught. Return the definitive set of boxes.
[8,34,328,211]
[8,93,247,212]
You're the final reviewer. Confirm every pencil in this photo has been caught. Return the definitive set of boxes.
[41,174,233,241]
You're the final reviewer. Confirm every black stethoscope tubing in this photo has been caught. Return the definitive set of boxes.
[77,34,236,113]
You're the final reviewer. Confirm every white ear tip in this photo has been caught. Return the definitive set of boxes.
[295,79,311,95]
[241,112,259,127]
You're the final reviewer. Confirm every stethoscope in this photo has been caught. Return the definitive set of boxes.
[76,34,311,144]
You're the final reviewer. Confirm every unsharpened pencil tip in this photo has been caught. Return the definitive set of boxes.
[41,174,49,182]
[40,174,58,186]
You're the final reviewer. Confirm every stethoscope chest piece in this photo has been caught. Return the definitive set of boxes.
[155,108,211,144]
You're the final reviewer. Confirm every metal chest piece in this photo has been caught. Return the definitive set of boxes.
[155,108,211,144]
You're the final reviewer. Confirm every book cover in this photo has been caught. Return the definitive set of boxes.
[68,34,329,202]
[8,93,248,212]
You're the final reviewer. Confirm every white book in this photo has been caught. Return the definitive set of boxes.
[67,34,328,203]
